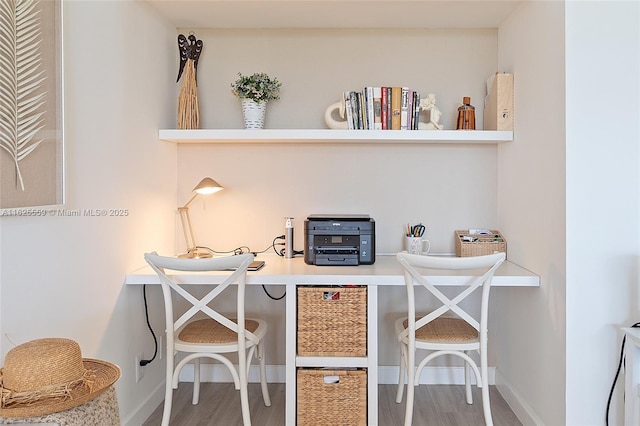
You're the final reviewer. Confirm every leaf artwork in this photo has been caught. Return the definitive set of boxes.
[0,0,46,191]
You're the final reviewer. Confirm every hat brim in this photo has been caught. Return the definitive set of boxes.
[0,358,120,419]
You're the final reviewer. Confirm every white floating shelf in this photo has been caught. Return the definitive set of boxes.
[159,129,513,144]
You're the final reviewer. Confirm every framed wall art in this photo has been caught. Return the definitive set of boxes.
[0,0,63,208]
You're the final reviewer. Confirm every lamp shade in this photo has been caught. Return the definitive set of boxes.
[193,177,223,195]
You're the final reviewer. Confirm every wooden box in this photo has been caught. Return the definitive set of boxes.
[483,72,514,131]
[297,368,367,426]
[455,230,507,257]
[297,286,367,357]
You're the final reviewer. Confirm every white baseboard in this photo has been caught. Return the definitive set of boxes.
[495,370,544,426]
[178,364,288,383]
[377,365,495,385]
[177,364,495,385]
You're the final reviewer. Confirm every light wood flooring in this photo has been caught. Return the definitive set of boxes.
[142,383,522,425]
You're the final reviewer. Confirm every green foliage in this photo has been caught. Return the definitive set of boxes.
[231,72,282,102]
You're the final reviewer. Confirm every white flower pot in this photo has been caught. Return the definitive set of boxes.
[241,99,267,129]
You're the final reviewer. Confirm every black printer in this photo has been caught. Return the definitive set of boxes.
[304,214,375,265]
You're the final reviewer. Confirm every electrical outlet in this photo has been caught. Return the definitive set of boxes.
[135,352,145,383]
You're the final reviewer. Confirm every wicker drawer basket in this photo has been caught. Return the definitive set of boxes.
[297,286,367,357]
[297,368,367,426]
[455,230,507,257]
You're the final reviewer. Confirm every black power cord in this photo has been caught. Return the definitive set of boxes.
[606,321,640,425]
[139,284,158,366]
[273,235,286,257]
[262,284,286,300]
[197,235,287,258]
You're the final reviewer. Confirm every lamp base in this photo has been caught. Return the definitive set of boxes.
[178,248,213,259]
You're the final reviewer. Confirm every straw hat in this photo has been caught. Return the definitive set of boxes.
[0,338,120,418]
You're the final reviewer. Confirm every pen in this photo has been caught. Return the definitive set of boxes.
[410,223,425,237]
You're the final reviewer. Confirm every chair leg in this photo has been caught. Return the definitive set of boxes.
[481,355,494,426]
[464,353,473,405]
[396,345,406,403]
[192,358,201,405]
[403,348,415,426]
[161,384,174,426]
[239,352,252,426]
[257,341,272,407]
[481,383,493,426]
[161,354,175,426]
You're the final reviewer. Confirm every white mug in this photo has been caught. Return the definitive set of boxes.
[405,236,430,255]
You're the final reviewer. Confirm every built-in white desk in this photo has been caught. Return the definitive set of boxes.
[125,254,539,426]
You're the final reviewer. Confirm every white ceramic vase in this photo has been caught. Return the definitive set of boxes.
[241,99,267,129]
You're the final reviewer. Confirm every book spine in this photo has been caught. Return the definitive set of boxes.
[413,92,420,130]
[380,86,388,130]
[373,87,382,130]
[343,91,354,130]
[350,91,361,129]
[406,89,413,130]
[386,87,392,130]
[365,87,374,129]
[391,87,402,130]
[360,89,367,129]
[360,91,366,130]
[400,87,409,130]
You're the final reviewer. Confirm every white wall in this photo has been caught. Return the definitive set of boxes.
[565,2,640,425]
[493,3,640,425]
[184,28,498,133]
[0,1,177,423]
[177,28,500,256]
[175,28,502,367]
[493,2,567,425]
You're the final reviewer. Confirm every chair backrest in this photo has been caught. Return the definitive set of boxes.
[143,252,256,351]
[396,252,506,342]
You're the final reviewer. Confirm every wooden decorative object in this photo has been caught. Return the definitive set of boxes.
[483,72,514,131]
[177,60,199,129]
[176,34,202,130]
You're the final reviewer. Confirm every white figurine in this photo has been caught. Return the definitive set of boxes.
[418,93,443,130]
[324,99,349,129]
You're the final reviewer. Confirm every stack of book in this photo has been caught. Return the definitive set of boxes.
[343,87,421,130]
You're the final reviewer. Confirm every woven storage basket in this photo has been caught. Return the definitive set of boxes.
[455,230,507,257]
[297,286,367,357]
[297,368,367,426]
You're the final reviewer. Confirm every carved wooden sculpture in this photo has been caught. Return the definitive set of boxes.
[177,33,203,130]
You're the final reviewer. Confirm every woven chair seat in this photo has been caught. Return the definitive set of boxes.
[179,318,259,344]
[404,317,478,342]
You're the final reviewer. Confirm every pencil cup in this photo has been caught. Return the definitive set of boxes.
[405,236,430,255]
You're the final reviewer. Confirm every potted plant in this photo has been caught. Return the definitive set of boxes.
[231,72,282,129]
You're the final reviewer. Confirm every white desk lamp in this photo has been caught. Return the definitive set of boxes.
[178,177,223,258]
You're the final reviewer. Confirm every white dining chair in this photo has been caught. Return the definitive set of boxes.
[395,251,506,426]
[144,252,271,426]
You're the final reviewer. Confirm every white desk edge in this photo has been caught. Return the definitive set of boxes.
[124,254,540,287]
